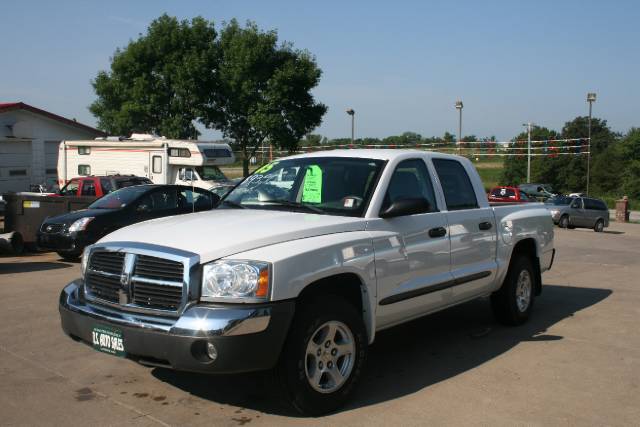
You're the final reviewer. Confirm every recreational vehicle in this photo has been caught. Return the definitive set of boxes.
[57,134,235,191]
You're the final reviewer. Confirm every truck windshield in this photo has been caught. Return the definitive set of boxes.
[195,166,226,181]
[89,186,149,209]
[223,157,385,217]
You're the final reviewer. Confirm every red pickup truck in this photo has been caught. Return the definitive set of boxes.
[55,175,152,198]
[488,186,536,204]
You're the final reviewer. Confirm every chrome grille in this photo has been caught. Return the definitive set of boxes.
[90,251,125,274]
[134,255,184,282]
[132,281,183,310]
[85,250,185,312]
[85,271,121,303]
[41,223,65,233]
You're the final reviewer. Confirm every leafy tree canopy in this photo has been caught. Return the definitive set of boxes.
[199,19,327,176]
[90,15,218,138]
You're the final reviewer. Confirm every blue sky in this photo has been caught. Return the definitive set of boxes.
[2,0,638,140]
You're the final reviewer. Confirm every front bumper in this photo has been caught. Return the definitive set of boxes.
[59,280,295,374]
[37,231,88,253]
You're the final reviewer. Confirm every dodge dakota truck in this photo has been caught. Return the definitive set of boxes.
[59,150,555,415]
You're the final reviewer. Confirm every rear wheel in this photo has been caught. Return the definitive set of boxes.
[274,296,367,416]
[491,255,535,326]
[594,219,604,232]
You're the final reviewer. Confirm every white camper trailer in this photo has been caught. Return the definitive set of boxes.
[57,134,235,190]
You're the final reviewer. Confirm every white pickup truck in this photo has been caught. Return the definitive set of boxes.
[59,150,555,415]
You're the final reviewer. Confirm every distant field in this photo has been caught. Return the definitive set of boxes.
[473,159,504,190]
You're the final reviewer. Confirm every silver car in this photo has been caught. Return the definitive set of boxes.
[546,196,609,232]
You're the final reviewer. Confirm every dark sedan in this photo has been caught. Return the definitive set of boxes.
[38,185,219,260]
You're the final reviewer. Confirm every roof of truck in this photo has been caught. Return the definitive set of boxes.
[287,149,461,161]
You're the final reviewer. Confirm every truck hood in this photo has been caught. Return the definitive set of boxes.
[99,209,368,262]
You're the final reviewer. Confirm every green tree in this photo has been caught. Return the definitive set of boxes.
[90,15,218,138]
[500,127,559,187]
[200,20,327,176]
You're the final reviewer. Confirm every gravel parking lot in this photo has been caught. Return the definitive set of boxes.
[1,223,639,426]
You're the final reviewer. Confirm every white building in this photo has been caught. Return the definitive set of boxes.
[0,102,104,192]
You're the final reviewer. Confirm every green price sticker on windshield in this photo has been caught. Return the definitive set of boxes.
[255,161,278,174]
[302,165,323,203]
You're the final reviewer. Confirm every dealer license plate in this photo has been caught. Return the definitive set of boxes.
[92,325,125,357]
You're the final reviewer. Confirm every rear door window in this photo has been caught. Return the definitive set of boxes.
[100,178,114,194]
[81,180,96,196]
[180,188,214,212]
[432,159,479,210]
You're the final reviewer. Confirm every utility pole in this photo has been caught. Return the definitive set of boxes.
[346,109,355,143]
[586,92,597,196]
[523,122,535,183]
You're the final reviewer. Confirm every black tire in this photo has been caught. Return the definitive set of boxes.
[57,251,80,262]
[274,296,367,416]
[491,255,536,326]
[559,215,569,229]
[594,219,604,232]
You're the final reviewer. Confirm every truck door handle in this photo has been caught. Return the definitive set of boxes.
[429,227,447,238]
[479,221,493,230]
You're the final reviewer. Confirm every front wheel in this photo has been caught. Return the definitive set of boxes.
[491,255,535,326]
[275,296,367,416]
[559,215,570,228]
[594,219,604,232]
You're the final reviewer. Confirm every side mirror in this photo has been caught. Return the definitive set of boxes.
[380,198,431,219]
[571,201,580,209]
[211,194,221,208]
[537,186,544,192]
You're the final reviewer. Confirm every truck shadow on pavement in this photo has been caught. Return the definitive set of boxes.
[152,284,611,417]
[0,261,72,274]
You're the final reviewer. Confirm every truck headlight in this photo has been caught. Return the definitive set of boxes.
[201,260,270,301]
[68,217,94,233]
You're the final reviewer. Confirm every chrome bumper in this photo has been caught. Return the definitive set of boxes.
[59,280,294,373]
[60,280,271,337]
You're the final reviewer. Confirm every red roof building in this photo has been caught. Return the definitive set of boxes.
[0,102,105,192]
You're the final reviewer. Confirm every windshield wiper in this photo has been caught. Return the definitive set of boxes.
[263,199,325,214]
[222,200,246,209]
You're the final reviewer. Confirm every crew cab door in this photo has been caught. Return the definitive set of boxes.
[368,158,452,329]
[432,158,498,303]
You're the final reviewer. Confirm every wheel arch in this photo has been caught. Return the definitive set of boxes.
[509,238,542,295]
[297,272,375,344]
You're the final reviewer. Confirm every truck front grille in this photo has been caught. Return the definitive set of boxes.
[84,249,187,313]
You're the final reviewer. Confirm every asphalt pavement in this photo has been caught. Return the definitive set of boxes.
[1,223,639,426]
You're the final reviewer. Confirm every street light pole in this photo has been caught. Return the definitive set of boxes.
[455,100,463,155]
[455,100,463,142]
[586,92,597,196]
[346,109,355,143]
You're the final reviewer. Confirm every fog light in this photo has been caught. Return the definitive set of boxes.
[206,342,218,361]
